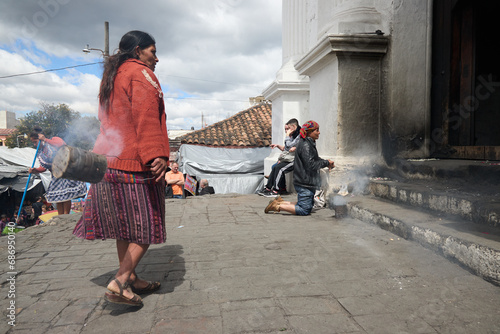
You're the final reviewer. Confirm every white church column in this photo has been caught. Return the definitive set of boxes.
[262,0,310,177]
[294,0,389,164]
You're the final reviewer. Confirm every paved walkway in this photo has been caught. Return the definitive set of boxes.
[1,194,500,334]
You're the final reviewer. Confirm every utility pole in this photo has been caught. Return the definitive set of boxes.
[82,21,109,57]
[104,21,109,57]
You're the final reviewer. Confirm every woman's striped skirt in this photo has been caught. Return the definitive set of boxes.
[73,169,166,244]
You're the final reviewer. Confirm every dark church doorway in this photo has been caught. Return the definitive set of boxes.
[431,0,500,160]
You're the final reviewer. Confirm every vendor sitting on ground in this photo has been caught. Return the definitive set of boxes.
[32,196,44,223]
[198,179,215,195]
[0,215,8,234]
[265,120,334,215]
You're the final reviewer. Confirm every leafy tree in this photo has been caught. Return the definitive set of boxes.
[6,103,100,150]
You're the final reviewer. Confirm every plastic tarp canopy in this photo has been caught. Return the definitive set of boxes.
[179,144,271,194]
[0,147,51,193]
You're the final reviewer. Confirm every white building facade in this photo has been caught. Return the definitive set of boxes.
[0,110,19,129]
[264,0,500,179]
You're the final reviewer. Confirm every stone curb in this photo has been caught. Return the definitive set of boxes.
[370,180,500,227]
[348,197,500,286]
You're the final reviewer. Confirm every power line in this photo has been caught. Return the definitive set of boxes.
[165,75,262,88]
[0,63,265,106]
[164,97,248,102]
[0,62,103,79]
[0,63,263,89]
[0,62,253,103]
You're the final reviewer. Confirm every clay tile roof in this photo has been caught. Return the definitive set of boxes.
[178,103,272,148]
[0,129,17,136]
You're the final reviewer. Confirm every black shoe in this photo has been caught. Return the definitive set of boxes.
[258,189,271,196]
[264,190,279,198]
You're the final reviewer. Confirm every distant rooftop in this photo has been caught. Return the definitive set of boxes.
[168,129,195,140]
[178,103,272,147]
[0,128,17,136]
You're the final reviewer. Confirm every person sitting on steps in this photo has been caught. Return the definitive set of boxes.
[258,118,300,198]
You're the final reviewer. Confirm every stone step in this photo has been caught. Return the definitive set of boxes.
[386,159,500,185]
[369,179,500,228]
[346,195,500,286]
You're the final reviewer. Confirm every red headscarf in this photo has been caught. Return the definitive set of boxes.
[300,120,319,139]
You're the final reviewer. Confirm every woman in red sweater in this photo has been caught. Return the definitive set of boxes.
[73,31,170,306]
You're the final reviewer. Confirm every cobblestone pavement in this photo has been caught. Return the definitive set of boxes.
[1,194,500,334]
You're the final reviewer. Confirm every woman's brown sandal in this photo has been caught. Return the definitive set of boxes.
[131,280,161,294]
[104,278,143,306]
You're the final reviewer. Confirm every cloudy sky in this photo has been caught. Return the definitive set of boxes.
[0,0,282,130]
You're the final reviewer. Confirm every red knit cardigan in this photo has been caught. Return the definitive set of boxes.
[93,59,170,172]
